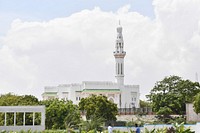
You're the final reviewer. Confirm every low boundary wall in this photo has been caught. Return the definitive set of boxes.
[112,123,200,132]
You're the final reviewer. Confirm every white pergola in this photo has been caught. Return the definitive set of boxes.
[0,106,45,131]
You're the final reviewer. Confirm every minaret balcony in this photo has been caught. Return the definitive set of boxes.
[113,52,126,58]
[113,51,126,54]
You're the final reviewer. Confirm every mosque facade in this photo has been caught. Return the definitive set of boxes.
[42,24,140,108]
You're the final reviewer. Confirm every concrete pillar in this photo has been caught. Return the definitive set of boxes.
[41,110,45,126]
[14,112,16,126]
[33,112,35,126]
[23,112,25,126]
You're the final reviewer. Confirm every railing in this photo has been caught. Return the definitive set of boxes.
[118,107,153,115]
[81,107,153,115]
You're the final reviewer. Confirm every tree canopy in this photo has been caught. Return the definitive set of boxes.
[147,75,200,116]
[79,95,118,122]
[41,99,81,129]
[140,100,152,108]
[0,93,39,106]
[193,92,200,114]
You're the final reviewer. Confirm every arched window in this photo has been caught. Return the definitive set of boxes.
[109,98,114,103]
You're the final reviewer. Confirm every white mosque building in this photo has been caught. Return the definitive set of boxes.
[42,24,140,108]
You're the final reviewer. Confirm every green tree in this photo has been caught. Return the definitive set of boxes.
[18,95,39,105]
[147,75,200,119]
[0,93,21,106]
[41,99,81,129]
[0,93,39,106]
[193,92,200,113]
[79,95,118,122]
[140,100,152,108]
[80,117,104,132]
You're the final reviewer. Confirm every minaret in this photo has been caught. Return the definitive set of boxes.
[113,22,126,86]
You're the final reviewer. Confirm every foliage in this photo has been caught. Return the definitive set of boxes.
[0,123,195,133]
[41,99,81,129]
[173,122,194,133]
[168,116,186,124]
[140,100,152,108]
[0,130,76,133]
[144,128,156,133]
[193,92,200,113]
[144,123,194,133]
[152,115,187,125]
[147,75,200,122]
[80,117,104,132]
[129,115,145,126]
[113,130,128,133]
[0,93,39,106]
[19,95,39,105]
[79,95,118,122]
[126,121,137,127]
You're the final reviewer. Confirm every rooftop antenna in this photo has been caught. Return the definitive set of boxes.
[196,72,199,82]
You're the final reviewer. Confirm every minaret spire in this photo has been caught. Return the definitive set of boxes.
[113,22,126,86]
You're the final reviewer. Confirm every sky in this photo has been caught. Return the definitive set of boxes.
[0,0,200,100]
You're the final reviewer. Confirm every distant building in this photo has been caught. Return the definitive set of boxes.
[186,103,200,122]
[42,24,140,108]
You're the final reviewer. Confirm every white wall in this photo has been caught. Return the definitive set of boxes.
[83,81,118,89]
[121,85,140,108]
[43,81,140,108]
[186,103,200,122]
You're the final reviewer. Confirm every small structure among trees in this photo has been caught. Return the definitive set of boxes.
[0,106,45,131]
[186,103,200,122]
[186,92,200,122]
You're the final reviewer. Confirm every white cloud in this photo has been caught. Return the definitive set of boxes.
[1,1,200,100]
[152,0,200,76]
